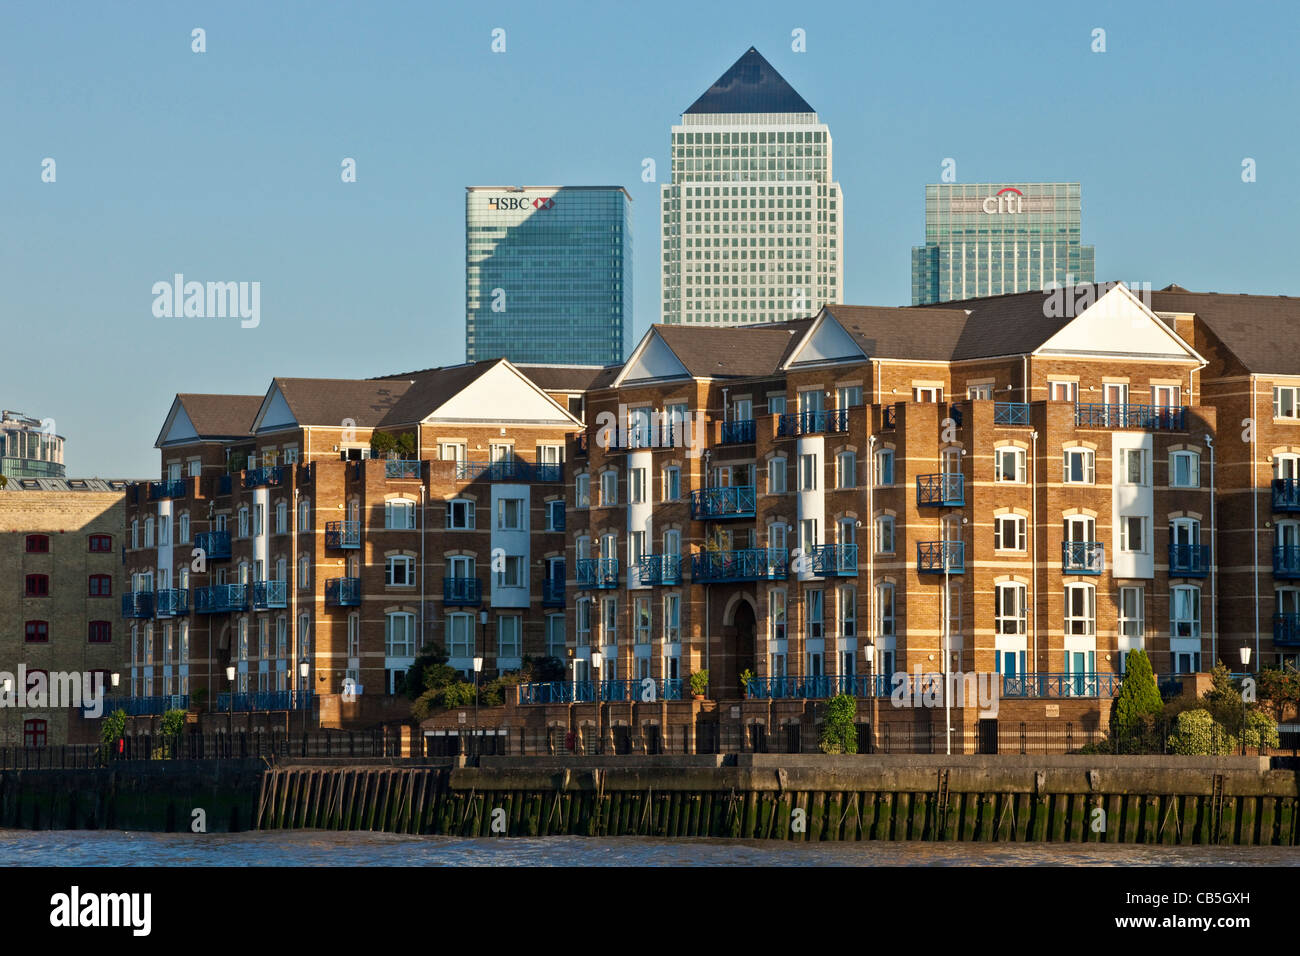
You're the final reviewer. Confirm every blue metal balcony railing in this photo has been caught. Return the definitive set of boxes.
[443,577,482,606]
[154,588,189,617]
[1062,541,1105,575]
[455,460,562,483]
[804,543,858,576]
[215,690,313,712]
[99,695,190,717]
[1168,542,1210,578]
[916,472,964,507]
[719,419,756,444]
[325,577,361,607]
[243,465,283,489]
[518,679,683,705]
[148,479,187,500]
[691,548,789,584]
[1074,403,1187,431]
[689,485,756,520]
[194,584,248,614]
[384,459,422,479]
[1273,478,1300,513]
[1273,545,1300,580]
[194,530,231,560]
[993,402,1031,426]
[575,558,619,589]
[325,520,361,549]
[542,577,565,607]
[252,580,288,609]
[1001,673,1121,699]
[917,540,965,574]
[121,591,154,619]
[1274,613,1300,647]
[776,408,849,437]
[636,554,682,586]
[746,675,896,700]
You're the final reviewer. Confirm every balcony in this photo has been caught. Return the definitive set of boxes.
[575,558,619,589]
[542,577,565,607]
[1274,613,1300,647]
[325,520,360,549]
[443,577,482,606]
[100,695,189,716]
[252,580,288,609]
[455,460,562,482]
[1001,673,1121,699]
[243,465,283,489]
[746,675,895,700]
[1274,545,1300,580]
[1168,542,1210,578]
[993,403,1031,426]
[518,679,684,705]
[194,530,231,560]
[154,588,189,617]
[917,540,965,574]
[805,543,858,576]
[1062,541,1105,575]
[194,584,248,614]
[1074,403,1187,431]
[384,459,422,479]
[689,485,756,520]
[215,690,313,712]
[121,591,154,619]
[719,419,756,444]
[777,408,849,437]
[325,577,361,607]
[148,479,186,500]
[916,472,964,507]
[691,548,788,584]
[636,554,682,586]
[1273,478,1300,513]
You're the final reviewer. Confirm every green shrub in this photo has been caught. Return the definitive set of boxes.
[689,670,709,696]
[1166,709,1234,755]
[1241,708,1280,751]
[818,693,858,754]
[160,708,187,737]
[443,681,476,709]
[1112,649,1163,739]
[100,708,127,747]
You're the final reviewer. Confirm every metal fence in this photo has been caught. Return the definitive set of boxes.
[0,731,399,767]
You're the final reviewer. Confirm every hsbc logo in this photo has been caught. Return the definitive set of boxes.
[488,196,556,211]
[982,187,1023,214]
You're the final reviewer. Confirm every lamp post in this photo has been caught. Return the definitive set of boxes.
[2,677,11,752]
[225,663,236,750]
[472,656,483,759]
[1239,646,1252,755]
[592,651,603,755]
[298,656,310,746]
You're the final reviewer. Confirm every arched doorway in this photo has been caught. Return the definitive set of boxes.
[721,598,757,700]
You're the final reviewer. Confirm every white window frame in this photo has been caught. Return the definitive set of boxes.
[385,554,415,587]
[994,447,1026,483]
[994,514,1027,552]
[446,499,475,530]
[995,582,1027,635]
[1064,583,1096,636]
[768,457,787,495]
[1170,451,1200,488]
[1063,447,1095,485]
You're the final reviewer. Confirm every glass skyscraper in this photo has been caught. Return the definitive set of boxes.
[465,186,632,365]
[661,47,842,326]
[911,183,1094,304]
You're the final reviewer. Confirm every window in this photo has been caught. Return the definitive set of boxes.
[768,457,787,494]
[385,555,415,587]
[967,383,995,400]
[913,386,943,403]
[179,512,191,543]
[497,555,525,588]
[837,385,863,408]
[497,616,521,659]
[805,589,823,640]
[799,518,818,555]
[601,597,618,644]
[446,613,473,658]
[1063,447,1095,484]
[88,574,112,597]
[840,585,857,638]
[876,583,895,637]
[628,531,646,567]
[769,590,786,641]
[1064,584,1096,636]
[1048,381,1078,402]
[25,621,49,643]
[1274,386,1300,419]
[634,598,651,645]
[575,474,592,508]
[497,498,525,530]
[629,468,646,504]
[88,620,112,644]
[144,518,154,547]
[385,612,417,658]
[799,453,818,491]
[25,574,49,597]
[1170,451,1200,488]
[994,514,1026,551]
[995,583,1027,634]
[600,471,618,506]
[385,499,416,530]
[769,395,787,416]
[237,509,248,538]
[274,502,286,534]
[1121,448,1146,485]
[298,555,310,588]
[252,506,262,536]
[664,594,680,642]
[298,498,311,532]
[662,467,680,502]
[874,448,895,486]
[1171,586,1201,638]
[88,534,112,552]
[836,451,856,489]
[874,515,895,554]
[23,719,47,749]
[1119,587,1144,639]
[440,442,466,464]
[1119,516,1145,553]
[547,500,565,531]
[25,534,49,553]
[994,447,1026,483]
[545,614,566,659]
[446,499,475,530]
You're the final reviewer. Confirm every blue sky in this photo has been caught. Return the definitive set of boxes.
[3,0,1297,478]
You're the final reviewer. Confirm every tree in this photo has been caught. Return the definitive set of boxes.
[405,646,450,700]
[100,708,127,747]
[818,693,858,754]
[1111,649,1163,741]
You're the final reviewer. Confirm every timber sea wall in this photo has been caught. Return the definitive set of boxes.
[2,755,1297,845]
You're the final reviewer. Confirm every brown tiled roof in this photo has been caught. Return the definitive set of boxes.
[653,319,814,378]
[175,394,262,438]
[379,362,498,424]
[822,305,974,362]
[513,364,613,392]
[270,378,410,428]
[1148,285,1300,376]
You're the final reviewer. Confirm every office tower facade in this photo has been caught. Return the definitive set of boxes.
[466,186,632,366]
[660,47,842,327]
[911,183,1095,305]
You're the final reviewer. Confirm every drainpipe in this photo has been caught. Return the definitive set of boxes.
[292,486,298,721]
[420,483,426,654]
[1206,434,1216,667]
[1251,375,1260,669]
[1031,430,1039,675]
[1022,356,1029,404]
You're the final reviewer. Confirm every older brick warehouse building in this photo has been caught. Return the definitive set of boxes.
[118,283,1300,754]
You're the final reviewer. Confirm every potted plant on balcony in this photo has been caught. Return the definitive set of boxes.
[689,670,709,700]
[739,668,756,698]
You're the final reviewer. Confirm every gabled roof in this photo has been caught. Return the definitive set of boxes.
[821,306,975,362]
[684,47,814,115]
[155,394,261,447]
[512,364,614,393]
[1149,285,1300,376]
[254,378,410,432]
[615,321,813,387]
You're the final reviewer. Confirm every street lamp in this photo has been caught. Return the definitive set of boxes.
[592,651,603,755]
[1239,646,1252,755]
[225,663,236,745]
[298,656,310,743]
[472,656,483,758]
[2,677,11,749]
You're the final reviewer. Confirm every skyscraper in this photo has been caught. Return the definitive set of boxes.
[466,186,632,365]
[660,47,842,326]
[911,183,1095,304]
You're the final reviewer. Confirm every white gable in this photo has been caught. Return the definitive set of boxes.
[785,312,866,366]
[617,331,689,384]
[1038,284,1198,359]
[157,401,199,446]
[254,385,298,432]
[427,363,577,424]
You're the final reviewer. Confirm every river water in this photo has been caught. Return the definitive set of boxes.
[0,831,1295,866]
